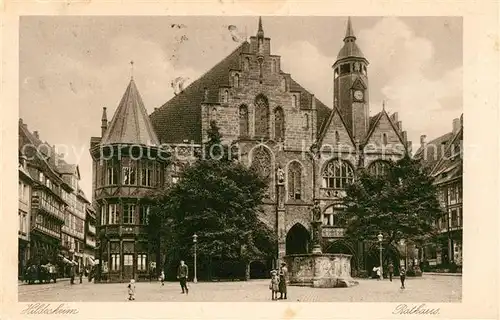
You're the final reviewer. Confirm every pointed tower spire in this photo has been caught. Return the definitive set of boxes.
[257,16,264,38]
[344,17,356,41]
[101,79,160,146]
[101,107,108,137]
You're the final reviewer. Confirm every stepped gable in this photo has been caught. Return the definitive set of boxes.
[150,42,332,144]
[101,79,160,146]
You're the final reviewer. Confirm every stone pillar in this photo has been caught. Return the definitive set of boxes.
[276,166,286,264]
[311,221,323,254]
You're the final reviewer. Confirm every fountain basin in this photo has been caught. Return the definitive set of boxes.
[285,253,359,288]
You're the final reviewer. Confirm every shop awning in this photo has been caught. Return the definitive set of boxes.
[87,257,96,266]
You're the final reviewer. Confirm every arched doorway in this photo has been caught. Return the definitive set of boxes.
[366,243,401,277]
[325,240,357,275]
[286,223,310,255]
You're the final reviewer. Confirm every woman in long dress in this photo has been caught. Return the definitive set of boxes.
[278,263,288,299]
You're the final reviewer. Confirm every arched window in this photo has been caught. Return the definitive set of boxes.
[222,90,229,103]
[288,161,302,200]
[322,159,354,189]
[382,133,388,145]
[233,74,239,88]
[239,105,249,137]
[323,204,347,227]
[243,57,250,71]
[251,147,272,196]
[335,131,340,145]
[281,77,287,91]
[254,95,270,138]
[274,107,285,141]
[368,160,390,176]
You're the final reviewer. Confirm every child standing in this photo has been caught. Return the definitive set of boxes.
[160,271,165,286]
[400,267,406,289]
[127,279,136,300]
[269,270,280,301]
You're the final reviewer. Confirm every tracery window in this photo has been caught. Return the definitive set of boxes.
[254,95,270,138]
[251,147,272,181]
[368,160,390,176]
[239,105,249,137]
[288,162,302,200]
[274,107,285,141]
[322,159,354,189]
[323,204,347,227]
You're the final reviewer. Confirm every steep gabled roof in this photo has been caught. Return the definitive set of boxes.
[431,126,463,181]
[363,108,406,147]
[150,41,332,144]
[101,79,160,146]
[316,106,356,147]
[414,132,454,169]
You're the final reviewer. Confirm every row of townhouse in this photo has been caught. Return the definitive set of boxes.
[18,118,97,279]
[415,115,463,270]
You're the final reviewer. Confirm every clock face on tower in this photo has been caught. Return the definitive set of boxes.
[354,90,364,101]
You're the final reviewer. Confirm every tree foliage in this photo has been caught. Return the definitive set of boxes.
[147,121,276,276]
[343,155,443,246]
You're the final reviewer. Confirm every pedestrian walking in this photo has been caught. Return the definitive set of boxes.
[269,270,280,301]
[278,262,288,300]
[127,279,136,300]
[388,262,394,282]
[177,260,189,294]
[160,270,165,286]
[400,267,406,289]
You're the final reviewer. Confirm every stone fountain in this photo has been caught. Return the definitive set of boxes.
[285,202,359,288]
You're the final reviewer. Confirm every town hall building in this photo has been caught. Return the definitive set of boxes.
[91,17,410,281]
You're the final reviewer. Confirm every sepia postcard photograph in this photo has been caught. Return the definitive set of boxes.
[1,2,498,320]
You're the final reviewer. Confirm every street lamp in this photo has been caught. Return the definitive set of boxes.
[193,234,198,283]
[377,233,383,280]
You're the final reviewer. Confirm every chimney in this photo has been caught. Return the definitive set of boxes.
[101,107,108,137]
[452,118,460,133]
[420,135,427,148]
[33,131,39,139]
[397,121,402,132]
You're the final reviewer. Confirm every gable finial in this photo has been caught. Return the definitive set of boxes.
[382,100,386,110]
[257,16,264,38]
[130,60,134,80]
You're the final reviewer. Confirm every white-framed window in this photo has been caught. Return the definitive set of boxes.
[137,254,147,271]
[322,160,354,189]
[123,204,135,224]
[123,254,134,266]
[110,254,120,271]
[108,204,118,224]
[141,161,153,187]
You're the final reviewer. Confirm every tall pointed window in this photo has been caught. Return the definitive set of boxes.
[233,74,240,88]
[251,147,272,196]
[382,133,388,145]
[281,77,287,92]
[322,159,354,189]
[254,95,270,138]
[288,161,302,200]
[274,107,285,141]
[239,105,249,137]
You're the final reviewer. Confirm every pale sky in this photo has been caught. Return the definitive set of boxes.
[19,16,462,197]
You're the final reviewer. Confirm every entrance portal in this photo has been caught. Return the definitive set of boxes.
[286,223,310,255]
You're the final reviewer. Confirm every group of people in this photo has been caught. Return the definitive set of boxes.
[374,262,406,289]
[269,262,288,300]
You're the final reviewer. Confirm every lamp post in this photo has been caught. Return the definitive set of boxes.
[193,234,198,283]
[377,233,383,280]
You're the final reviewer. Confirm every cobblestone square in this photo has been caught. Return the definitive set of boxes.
[19,275,461,302]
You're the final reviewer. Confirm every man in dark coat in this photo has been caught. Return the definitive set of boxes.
[177,260,189,294]
[388,262,394,282]
[278,262,288,299]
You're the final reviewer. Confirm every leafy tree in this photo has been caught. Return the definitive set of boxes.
[147,121,276,280]
[342,155,443,249]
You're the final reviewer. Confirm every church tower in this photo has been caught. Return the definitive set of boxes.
[333,17,369,141]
